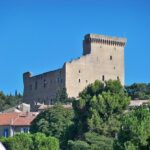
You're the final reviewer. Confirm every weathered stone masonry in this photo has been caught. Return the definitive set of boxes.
[23,33,127,106]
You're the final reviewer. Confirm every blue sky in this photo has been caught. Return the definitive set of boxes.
[0,0,150,94]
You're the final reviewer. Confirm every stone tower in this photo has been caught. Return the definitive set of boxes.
[23,33,127,106]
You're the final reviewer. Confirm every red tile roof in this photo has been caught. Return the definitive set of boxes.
[0,112,38,126]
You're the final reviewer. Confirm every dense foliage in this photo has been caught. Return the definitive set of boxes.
[68,132,114,150]
[53,88,75,104]
[125,83,150,100]
[72,80,130,138]
[115,106,150,150]
[3,80,150,150]
[0,133,59,150]
[30,105,74,148]
[30,80,131,149]
[0,91,22,112]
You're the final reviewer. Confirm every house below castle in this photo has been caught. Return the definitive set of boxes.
[23,33,126,107]
[0,112,38,137]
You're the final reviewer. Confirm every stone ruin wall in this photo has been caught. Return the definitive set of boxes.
[23,66,66,105]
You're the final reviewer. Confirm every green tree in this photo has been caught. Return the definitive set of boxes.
[54,88,69,104]
[30,105,74,148]
[0,133,59,150]
[0,133,33,150]
[85,132,113,150]
[32,133,59,150]
[72,80,130,138]
[0,91,22,112]
[68,132,113,150]
[68,140,90,150]
[125,83,150,100]
[54,88,75,104]
[115,106,150,150]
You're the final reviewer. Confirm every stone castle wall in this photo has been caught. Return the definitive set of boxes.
[23,67,66,105]
[65,34,125,97]
[23,33,126,105]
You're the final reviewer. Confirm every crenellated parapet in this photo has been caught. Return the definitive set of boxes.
[23,72,32,81]
[84,34,127,47]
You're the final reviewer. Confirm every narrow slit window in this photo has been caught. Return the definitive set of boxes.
[44,79,47,88]
[117,76,120,81]
[102,75,105,81]
[79,79,81,83]
[110,56,112,60]
[35,81,38,90]
[30,84,32,90]
[61,79,63,83]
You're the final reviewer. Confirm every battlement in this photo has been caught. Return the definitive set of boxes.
[84,34,127,46]
[23,72,32,79]
[83,33,127,55]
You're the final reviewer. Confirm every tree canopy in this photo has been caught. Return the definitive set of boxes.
[72,80,130,138]
[53,88,75,104]
[68,132,114,150]
[30,104,74,148]
[0,91,22,112]
[0,133,59,150]
[125,83,150,100]
[115,106,150,150]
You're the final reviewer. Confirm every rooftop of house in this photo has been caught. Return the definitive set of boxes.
[0,112,38,126]
[3,103,31,113]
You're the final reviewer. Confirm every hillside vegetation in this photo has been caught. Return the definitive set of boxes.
[0,91,22,112]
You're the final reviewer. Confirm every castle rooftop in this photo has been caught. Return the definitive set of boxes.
[84,33,127,43]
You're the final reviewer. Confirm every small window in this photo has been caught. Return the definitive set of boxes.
[117,76,120,81]
[21,128,24,133]
[30,84,32,90]
[44,79,47,88]
[79,79,81,83]
[86,80,88,83]
[110,56,112,60]
[3,128,9,137]
[23,128,29,133]
[114,66,115,70]
[102,75,105,81]
[51,99,53,105]
[35,81,37,90]
[79,70,81,73]
[57,78,59,83]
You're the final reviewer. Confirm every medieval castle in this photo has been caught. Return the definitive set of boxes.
[23,34,127,105]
